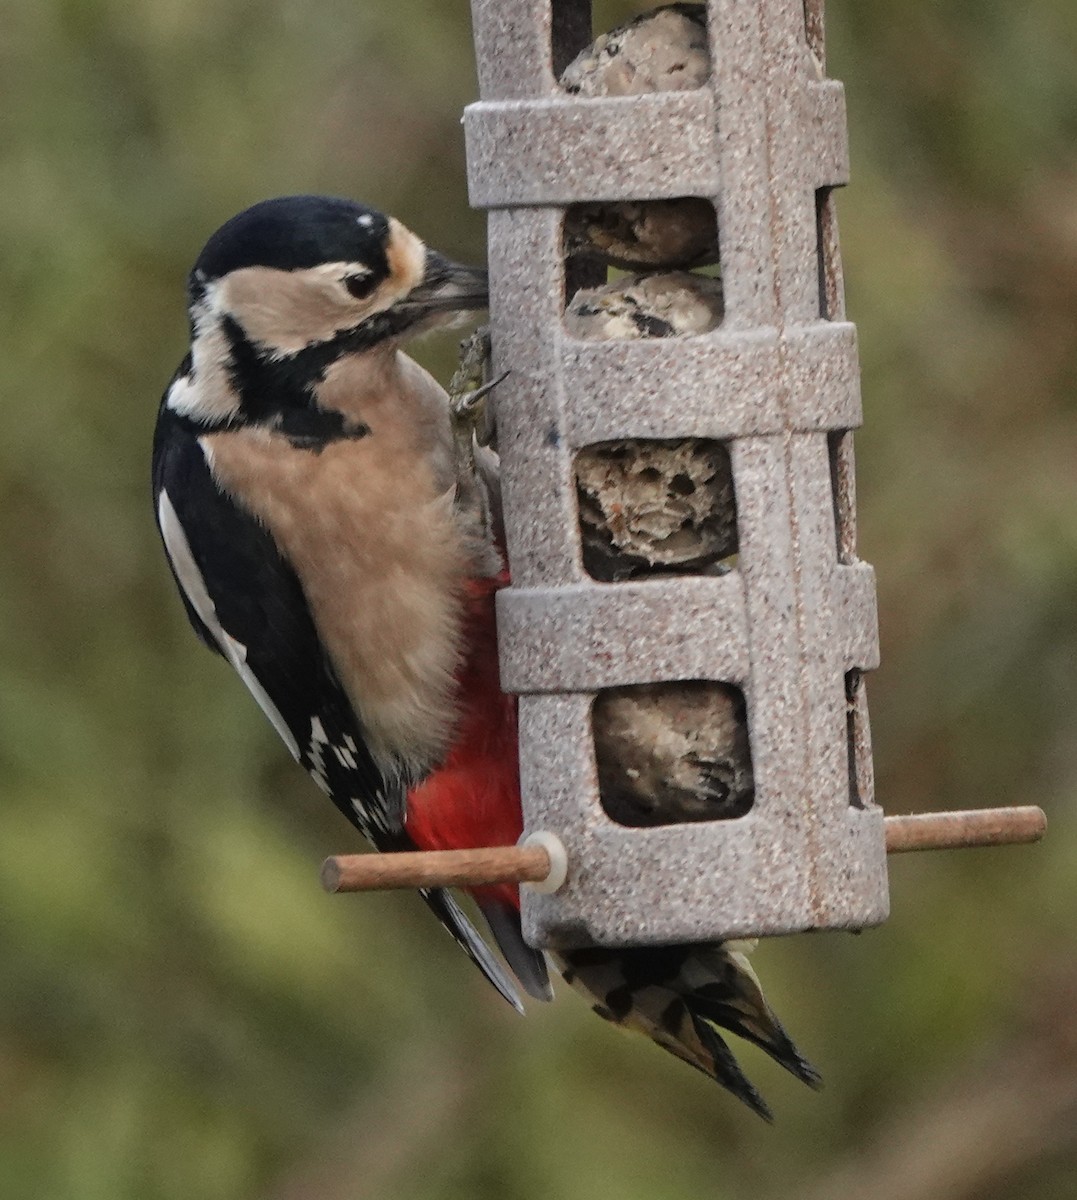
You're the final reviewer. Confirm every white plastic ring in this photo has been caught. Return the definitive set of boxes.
[519,831,568,894]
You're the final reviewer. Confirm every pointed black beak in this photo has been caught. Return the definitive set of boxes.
[396,250,489,317]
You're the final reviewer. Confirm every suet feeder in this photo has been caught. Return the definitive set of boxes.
[322,0,1045,944]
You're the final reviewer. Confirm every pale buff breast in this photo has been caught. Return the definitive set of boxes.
[201,356,470,774]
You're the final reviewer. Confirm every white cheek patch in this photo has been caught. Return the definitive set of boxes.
[157,487,301,761]
[165,311,242,423]
[217,263,364,355]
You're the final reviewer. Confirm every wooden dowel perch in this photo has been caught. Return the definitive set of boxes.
[320,845,553,894]
[321,806,1046,894]
[882,805,1047,854]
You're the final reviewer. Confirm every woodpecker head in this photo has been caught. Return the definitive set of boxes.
[190,195,487,353]
[167,196,488,429]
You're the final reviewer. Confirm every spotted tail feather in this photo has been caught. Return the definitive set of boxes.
[556,941,819,1119]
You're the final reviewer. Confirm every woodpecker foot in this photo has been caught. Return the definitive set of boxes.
[449,327,503,452]
[451,372,507,447]
[447,327,508,556]
[451,326,491,393]
[449,326,507,500]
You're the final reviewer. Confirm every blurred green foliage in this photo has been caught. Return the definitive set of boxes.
[1,2,1075,1198]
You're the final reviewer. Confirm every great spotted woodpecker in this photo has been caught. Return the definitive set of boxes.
[153,196,818,1117]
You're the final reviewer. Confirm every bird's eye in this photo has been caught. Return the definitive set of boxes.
[344,274,377,301]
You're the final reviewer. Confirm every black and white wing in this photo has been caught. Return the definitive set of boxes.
[153,407,389,832]
[152,407,525,1012]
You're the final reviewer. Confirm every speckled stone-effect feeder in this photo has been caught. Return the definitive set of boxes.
[464,0,888,949]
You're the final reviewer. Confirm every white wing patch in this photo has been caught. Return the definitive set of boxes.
[157,487,302,761]
[333,743,358,769]
[307,716,331,794]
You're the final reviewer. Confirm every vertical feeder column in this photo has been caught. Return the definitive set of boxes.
[465,0,888,948]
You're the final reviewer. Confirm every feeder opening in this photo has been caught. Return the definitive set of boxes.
[564,267,724,341]
[845,669,870,809]
[563,197,720,276]
[593,680,754,827]
[815,186,843,321]
[551,0,594,77]
[575,438,737,582]
[802,0,825,64]
[561,2,711,97]
[828,429,858,563]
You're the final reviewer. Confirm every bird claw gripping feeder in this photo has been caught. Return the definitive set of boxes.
[322,0,1045,944]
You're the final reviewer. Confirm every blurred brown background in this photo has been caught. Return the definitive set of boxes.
[2,2,1075,1197]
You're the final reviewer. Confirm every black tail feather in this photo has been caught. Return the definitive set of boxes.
[556,941,819,1118]
[688,988,822,1089]
[688,1011,773,1121]
[479,900,553,1003]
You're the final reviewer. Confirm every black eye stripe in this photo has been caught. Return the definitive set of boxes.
[344,274,377,300]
